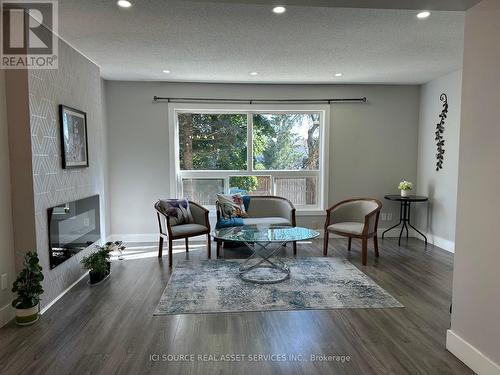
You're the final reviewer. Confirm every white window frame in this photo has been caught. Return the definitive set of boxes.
[168,103,330,215]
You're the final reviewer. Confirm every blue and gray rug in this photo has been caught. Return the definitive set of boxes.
[154,257,403,315]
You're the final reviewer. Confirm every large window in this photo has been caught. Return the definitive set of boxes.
[169,104,329,212]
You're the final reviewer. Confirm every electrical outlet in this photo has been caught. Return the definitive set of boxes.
[387,213,393,221]
[1,274,7,290]
[381,213,387,221]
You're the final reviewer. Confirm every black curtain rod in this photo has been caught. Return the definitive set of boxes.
[153,96,367,104]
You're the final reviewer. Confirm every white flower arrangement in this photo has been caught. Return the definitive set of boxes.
[398,180,413,191]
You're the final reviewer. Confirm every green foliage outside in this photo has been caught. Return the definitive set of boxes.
[229,176,258,192]
[179,113,320,193]
[179,113,248,171]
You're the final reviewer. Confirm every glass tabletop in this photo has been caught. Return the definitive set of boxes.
[213,225,320,243]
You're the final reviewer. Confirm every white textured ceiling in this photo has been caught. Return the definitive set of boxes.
[57,0,465,84]
[193,0,480,11]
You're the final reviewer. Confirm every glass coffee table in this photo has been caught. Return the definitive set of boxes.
[212,225,320,284]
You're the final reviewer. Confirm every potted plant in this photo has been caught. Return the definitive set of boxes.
[81,241,125,285]
[398,180,413,197]
[12,251,44,326]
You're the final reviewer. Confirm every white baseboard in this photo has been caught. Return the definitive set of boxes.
[447,330,500,375]
[377,227,455,253]
[106,229,454,253]
[108,229,429,243]
[107,233,158,243]
[0,303,14,328]
[2,272,89,323]
[425,233,455,253]
[23,228,454,319]
[39,272,87,315]
[108,233,211,243]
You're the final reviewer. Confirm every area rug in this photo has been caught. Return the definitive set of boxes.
[154,257,403,315]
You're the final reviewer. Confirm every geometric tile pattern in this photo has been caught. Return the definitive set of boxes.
[27,40,107,309]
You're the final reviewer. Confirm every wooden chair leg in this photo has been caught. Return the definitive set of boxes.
[323,232,329,256]
[362,237,368,266]
[374,235,379,257]
[293,241,297,256]
[168,238,173,267]
[158,237,164,257]
[216,241,221,258]
[185,237,189,252]
[207,234,211,259]
[348,237,352,251]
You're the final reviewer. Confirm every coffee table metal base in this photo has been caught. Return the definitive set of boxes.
[239,241,290,284]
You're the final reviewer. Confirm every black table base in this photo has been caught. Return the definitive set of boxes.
[382,198,428,246]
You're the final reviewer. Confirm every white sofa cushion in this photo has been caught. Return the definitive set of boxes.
[242,217,292,226]
[171,223,208,237]
[327,222,364,235]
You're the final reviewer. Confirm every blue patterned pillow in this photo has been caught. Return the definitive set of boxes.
[158,198,194,226]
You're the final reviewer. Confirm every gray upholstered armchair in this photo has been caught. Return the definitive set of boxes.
[323,198,382,265]
[154,200,211,267]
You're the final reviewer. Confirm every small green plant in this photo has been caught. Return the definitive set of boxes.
[81,241,125,274]
[398,180,413,191]
[12,251,44,309]
[81,250,109,275]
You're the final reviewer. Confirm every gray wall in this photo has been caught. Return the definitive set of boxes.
[105,81,420,238]
[0,71,16,326]
[416,70,462,252]
[26,40,107,309]
[448,0,500,370]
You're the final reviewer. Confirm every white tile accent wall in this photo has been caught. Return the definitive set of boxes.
[27,40,107,309]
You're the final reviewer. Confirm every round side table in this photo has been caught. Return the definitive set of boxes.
[381,195,428,246]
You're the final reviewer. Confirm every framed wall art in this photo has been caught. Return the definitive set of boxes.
[59,105,89,169]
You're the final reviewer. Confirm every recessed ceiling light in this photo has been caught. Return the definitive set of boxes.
[335,73,343,77]
[417,11,431,19]
[272,6,286,14]
[250,72,259,76]
[162,69,171,74]
[117,0,132,8]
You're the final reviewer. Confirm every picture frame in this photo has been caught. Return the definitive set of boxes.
[59,105,89,169]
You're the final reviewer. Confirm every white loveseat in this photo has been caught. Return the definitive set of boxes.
[215,196,297,256]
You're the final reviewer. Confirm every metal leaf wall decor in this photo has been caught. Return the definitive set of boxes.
[435,93,449,171]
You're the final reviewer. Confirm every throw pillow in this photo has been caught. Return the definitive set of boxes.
[158,198,194,226]
[216,193,249,219]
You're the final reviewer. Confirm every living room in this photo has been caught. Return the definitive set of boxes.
[0,1,499,374]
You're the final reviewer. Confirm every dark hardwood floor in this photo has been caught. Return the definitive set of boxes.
[0,238,473,375]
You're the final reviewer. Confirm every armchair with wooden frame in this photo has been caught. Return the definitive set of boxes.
[323,198,382,266]
[154,200,211,267]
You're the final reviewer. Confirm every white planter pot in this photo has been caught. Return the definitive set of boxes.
[400,190,411,197]
[15,305,39,326]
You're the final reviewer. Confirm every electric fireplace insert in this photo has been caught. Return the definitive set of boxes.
[48,195,101,269]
